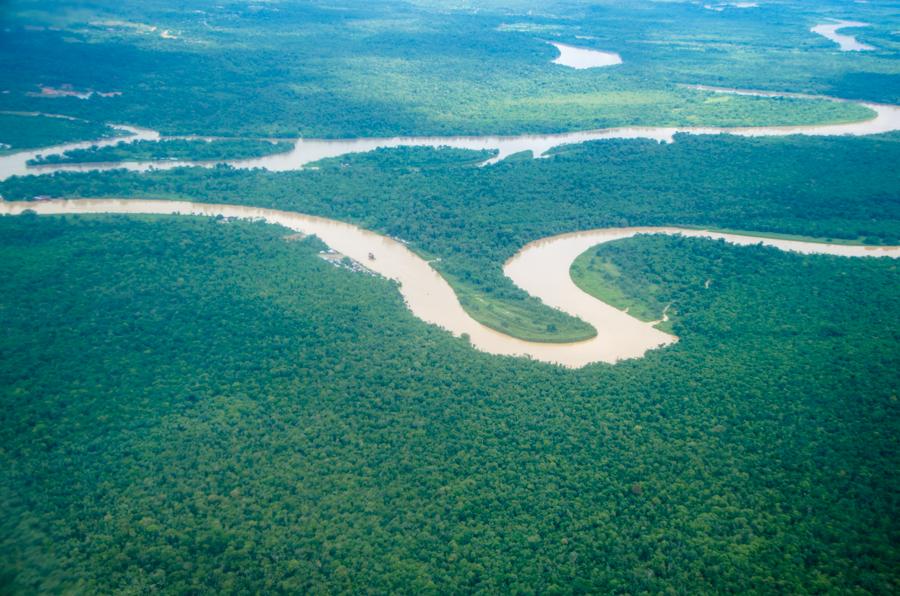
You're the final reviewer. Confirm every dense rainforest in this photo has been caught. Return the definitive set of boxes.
[1,214,897,593]
[0,0,895,138]
[2,0,899,593]
[4,132,898,341]
[0,113,119,153]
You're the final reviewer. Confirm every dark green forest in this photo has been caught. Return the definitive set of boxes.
[1,214,897,593]
[2,0,899,593]
[0,113,119,153]
[4,132,898,341]
[28,139,295,165]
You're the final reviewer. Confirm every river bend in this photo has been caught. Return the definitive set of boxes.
[3,199,897,367]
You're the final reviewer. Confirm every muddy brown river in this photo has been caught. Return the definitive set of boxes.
[2,88,899,181]
[3,199,897,367]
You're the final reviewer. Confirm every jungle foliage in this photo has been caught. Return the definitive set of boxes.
[1,1,899,592]
[0,214,897,593]
[0,113,118,153]
[0,0,894,137]
[4,133,898,341]
[28,139,295,165]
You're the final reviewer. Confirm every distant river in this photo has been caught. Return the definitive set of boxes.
[548,42,622,68]
[1,88,898,182]
[811,20,875,52]
[3,199,897,367]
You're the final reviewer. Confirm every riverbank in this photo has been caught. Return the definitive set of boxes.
[4,199,898,367]
[2,87,896,181]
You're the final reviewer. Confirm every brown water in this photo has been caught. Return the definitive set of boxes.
[2,87,896,181]
[3,199,897,367]
[505,227,900,364]
[0,124,159,180]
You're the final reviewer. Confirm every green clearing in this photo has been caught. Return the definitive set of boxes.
[571,250,667,323]
[449,270,597,342]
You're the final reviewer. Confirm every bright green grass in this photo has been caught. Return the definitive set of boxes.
[570,251,668,326]
[442,268,597,343]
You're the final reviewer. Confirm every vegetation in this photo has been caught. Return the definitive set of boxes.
[0,113,119,153]
[0,0,892,138]
[4,133,898,341]
[449,269,596,342]
[570,227,890,331]
[28,139,295,165]
[1,213,897,593]
[1,1,898,592]
[571,242,668,324]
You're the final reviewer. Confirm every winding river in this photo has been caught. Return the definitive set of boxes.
[2,199,897,367]
[2,87,898,182]
[3,86,899,365]
[811,20,875,52]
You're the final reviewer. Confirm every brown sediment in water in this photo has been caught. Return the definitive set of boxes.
[3,199,897,367]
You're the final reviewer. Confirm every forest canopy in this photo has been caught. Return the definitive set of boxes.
[4,132,898,341]
[27,139,295,165]
[1,214,897,593]
[1,0,898,592]
[0,0,895,138]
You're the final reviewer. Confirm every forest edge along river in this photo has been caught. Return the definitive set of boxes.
[3,87,899,366]
[811,20,875,52]
[2,86,900,180]
[3,199,898,368]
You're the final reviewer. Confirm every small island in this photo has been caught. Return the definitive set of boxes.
[28,138,294,165]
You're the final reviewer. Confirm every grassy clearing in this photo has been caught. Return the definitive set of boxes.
[398,244,598,343]
[570,249,670,327]
[438,269,597,343]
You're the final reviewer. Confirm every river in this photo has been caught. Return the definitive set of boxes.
[2,88,897,182]
[2,199,897,367]
[811,20,875,52]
